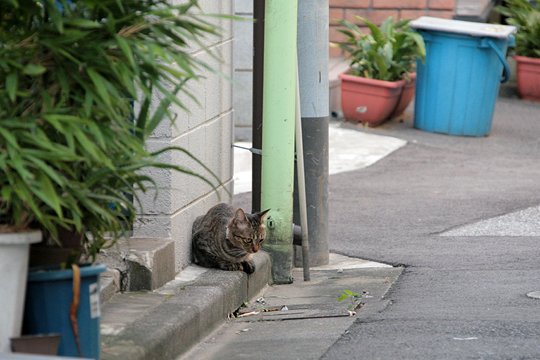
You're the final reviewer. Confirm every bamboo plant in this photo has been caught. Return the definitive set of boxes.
[0,0,219,262]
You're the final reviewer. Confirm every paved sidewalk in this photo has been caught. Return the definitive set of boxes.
[180,255,401,360]
[233,122,406,194]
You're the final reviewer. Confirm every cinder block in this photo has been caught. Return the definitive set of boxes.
[204,114,233,183]
[221,42,234,113]
[136,164,173,216]
[220,0,234,40]
[186,72,205,130]
[234,126,252,142]
[203,51,222,121]
[98,238,175,292]
[234,0,253,14]
[171,210,194,271]
[197,0,221,49]
[133,215,172,239]
[100,269,121,303]
[233,18,254,70]
[204,118,221,175]
[125,238,176,291]
[233,71,253,128]
[185,125,213,201]
[219,113,234,182]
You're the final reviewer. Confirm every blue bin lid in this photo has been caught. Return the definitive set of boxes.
[410,16,516,39]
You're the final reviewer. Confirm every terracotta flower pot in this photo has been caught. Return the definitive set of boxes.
[390,73,416,118]
[514,55,540,102]
[339,73,405,127]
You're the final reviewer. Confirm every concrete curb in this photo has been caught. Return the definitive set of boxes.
[100,252,272,360]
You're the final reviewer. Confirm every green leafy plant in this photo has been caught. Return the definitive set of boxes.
[337,289,362,314]
[334,16,425,81]
[496,0,540,58]
[0,0,220,262]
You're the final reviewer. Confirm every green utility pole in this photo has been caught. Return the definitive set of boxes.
[261,0,298,284]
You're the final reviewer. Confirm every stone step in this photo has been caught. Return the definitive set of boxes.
[98,238,176,294]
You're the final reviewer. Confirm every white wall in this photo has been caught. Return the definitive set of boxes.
[233,0,254,141]
[134,0,235,272]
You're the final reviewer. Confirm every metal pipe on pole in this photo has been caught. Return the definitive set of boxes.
[295,57,311,281]
[260,0,298,284]
[251,0,265,214]
[294,0,330,267]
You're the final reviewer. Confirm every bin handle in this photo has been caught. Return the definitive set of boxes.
[486,39,511,84]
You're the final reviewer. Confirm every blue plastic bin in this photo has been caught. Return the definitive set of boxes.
[411,17,516,136]
[23,264,106,359]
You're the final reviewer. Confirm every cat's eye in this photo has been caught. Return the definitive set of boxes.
[237,235,252,244]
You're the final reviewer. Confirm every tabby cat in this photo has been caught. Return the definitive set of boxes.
[191,203,270,274]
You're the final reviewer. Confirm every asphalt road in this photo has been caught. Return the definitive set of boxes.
[323,97,540,359]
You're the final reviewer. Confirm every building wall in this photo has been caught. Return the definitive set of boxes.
[329,0,457,57]
[134,0,234,272]
[233,0,254,142]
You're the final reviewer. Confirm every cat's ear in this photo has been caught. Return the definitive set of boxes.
[234,208,248,222]
[258,209,270,223]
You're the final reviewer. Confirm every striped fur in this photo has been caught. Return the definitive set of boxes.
[191,203,270,274]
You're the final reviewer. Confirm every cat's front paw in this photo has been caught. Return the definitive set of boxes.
[241,260,256,274]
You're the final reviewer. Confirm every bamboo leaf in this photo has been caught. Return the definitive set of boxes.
[6,73,18,102]
[23,64,47,76]
[65,19,102,29]
[87,68,113,108]
[115,35,136,69]
[0,127,19,149]
[36,173,64,218]
[24,152,66,186]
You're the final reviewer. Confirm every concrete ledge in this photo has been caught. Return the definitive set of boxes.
[100,251,272,360]
[98,238,176,292]
[100,269,121,304]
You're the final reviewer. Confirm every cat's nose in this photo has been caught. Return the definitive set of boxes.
[252,244,259,252]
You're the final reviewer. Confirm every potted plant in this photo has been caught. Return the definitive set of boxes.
[0,0,218,358]
[334,16,426,126]
[497,0,540,101]
[0,231,41,353]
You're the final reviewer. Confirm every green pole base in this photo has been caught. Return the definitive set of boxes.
[263,243,293,284]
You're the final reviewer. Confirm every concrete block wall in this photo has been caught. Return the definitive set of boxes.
[232,0,254,142]
[330,0,457,57]
[134,0,234,273]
